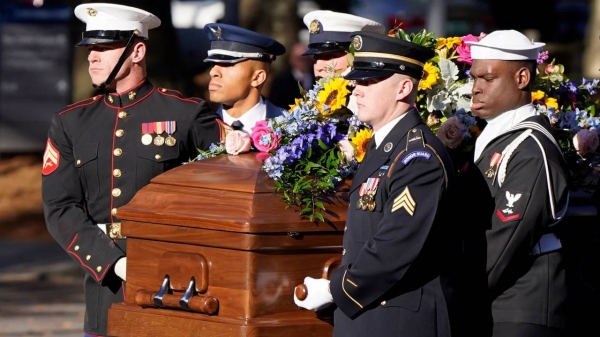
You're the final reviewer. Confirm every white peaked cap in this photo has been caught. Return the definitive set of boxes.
[466,30,545,61]
[303,10,385,34]
[74,3,161,40]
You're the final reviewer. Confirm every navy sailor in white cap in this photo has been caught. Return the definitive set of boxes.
[204,23,287,134]
[465,30,570,337]
[41,4,225,336]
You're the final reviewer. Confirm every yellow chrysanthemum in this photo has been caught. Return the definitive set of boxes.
[531,90,545,102]
[317,78,351,115]
[419,62,439,91]
[436,37,461,50]
[288,98,303,112]
[351,128,373,163]
[545,97,559,110]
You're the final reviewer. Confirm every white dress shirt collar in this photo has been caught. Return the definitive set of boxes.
[219,96,267,134]
[373,113,408,148]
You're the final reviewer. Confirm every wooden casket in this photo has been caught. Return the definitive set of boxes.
[107,153,348,336]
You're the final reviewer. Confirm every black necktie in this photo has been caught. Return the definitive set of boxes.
[231,120,244,131]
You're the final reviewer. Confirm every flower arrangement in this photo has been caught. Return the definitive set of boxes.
[393,25,600,176]
[195,74,372,222]
[261,76,372,222]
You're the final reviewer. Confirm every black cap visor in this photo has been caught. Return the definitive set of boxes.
[344,68,395,81]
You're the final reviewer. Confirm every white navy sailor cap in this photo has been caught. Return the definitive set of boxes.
[203,23,286,64]
[466,30,545,61]
[74,3,161,46]
[302,10,385,56]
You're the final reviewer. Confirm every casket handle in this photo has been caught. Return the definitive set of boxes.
[134,274,219,315]
[295,257,342,301]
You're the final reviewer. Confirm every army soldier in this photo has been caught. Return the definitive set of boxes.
[204,23,286,134]
[466,30,570,337]
[294,32,458,336]
[301,10,384,114]
[41,4,224,337]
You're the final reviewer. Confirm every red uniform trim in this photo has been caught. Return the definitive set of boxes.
[58,96,100,115]
[157,88,202,104]
[66,234,110,282]
[496,209,520,222]
[108,78,146,97]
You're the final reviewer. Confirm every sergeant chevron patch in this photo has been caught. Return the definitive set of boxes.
[392,187,415,215]
[42,139,60,175]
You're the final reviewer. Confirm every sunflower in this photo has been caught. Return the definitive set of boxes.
[288,98,303,112]
[544,97,559,110]
[351,128,374,163]
[436,37,461,50]
[419,62,439,91]
[531,90,545,103]
[317,78,351,115]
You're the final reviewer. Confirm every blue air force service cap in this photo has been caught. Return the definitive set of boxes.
[74,3,161,46]
[344,31,435,81]
[302,10,385,56]
[203,23,286,64]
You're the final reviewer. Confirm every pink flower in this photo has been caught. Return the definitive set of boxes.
[545,63,555,75]
[456,34,479,65]
[338,136,355,162]
[437,116,467,149]
[251,120,281,152]
[573,129,599,157]
[225,130,251,155]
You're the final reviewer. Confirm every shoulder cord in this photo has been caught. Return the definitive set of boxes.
[497,124,569,225]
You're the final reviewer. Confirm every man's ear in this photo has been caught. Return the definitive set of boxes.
[516,67,531,89]
[130,41,146,64]
[251,69,267,88]
[395,77,414,101]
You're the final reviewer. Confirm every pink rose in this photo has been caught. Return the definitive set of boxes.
[456,34,480,65]
[251,120,281,152]
[573,129,599,157]
[225,130,251,155]
[437,116,467,149]
[338,136,355,162]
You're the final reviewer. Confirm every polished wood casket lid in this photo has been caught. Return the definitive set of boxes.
[117,152,349,233]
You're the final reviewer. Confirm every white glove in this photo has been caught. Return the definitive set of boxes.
[114,257,127,281]
[294,277,333,311]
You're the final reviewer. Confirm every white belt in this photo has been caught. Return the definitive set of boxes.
[97,223,124,239]
[532,233,561,255]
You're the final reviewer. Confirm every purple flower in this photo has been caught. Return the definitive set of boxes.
[537,50,549,65]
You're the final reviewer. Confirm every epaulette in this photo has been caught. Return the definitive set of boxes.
[157,87,202,104]
[58,95,101,115]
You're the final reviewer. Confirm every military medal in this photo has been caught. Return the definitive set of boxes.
[141,123,152,145]
[154,122,165,146]
[357,177,380,211]
[165,121,177,147]
[485,152,502,179]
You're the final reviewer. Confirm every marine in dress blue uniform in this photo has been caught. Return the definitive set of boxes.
[294,31,459,337]
[41,4,225,336]
[203,23,286,134]
[464,30,570,337]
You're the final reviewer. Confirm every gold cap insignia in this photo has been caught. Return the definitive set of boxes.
[87,8,97,16]
[209,26,223,40]
[309,20,321,34]
[353,35,363,51]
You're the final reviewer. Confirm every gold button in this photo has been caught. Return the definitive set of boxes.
[86,255,91,261]
[96,266,102,272]
[344,226,347,232]
[155,154,161,160]
[118,111,127,119]
[112,188,121,197]
[115,129,124,137]
[342,249,346,256]
[161,88,167,92]
[113,148,122,156]
[92,96,98,101]
[74,245,80,251]
[108,96,114,103]
[381,301,386,306]
[113,169,121,177]
[76,159,81,166]
[111,208,118,216]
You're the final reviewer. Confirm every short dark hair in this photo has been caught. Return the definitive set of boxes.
[506,60,537,89]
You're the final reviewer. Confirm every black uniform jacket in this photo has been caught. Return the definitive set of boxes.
[471,115,569,329]
[329,108,457,337]
[41,79,225,336]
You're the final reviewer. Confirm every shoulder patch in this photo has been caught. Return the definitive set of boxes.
[391,187,416,215]
[401,150,431,165]
[496,190,530,223]
[42,139,60,175]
